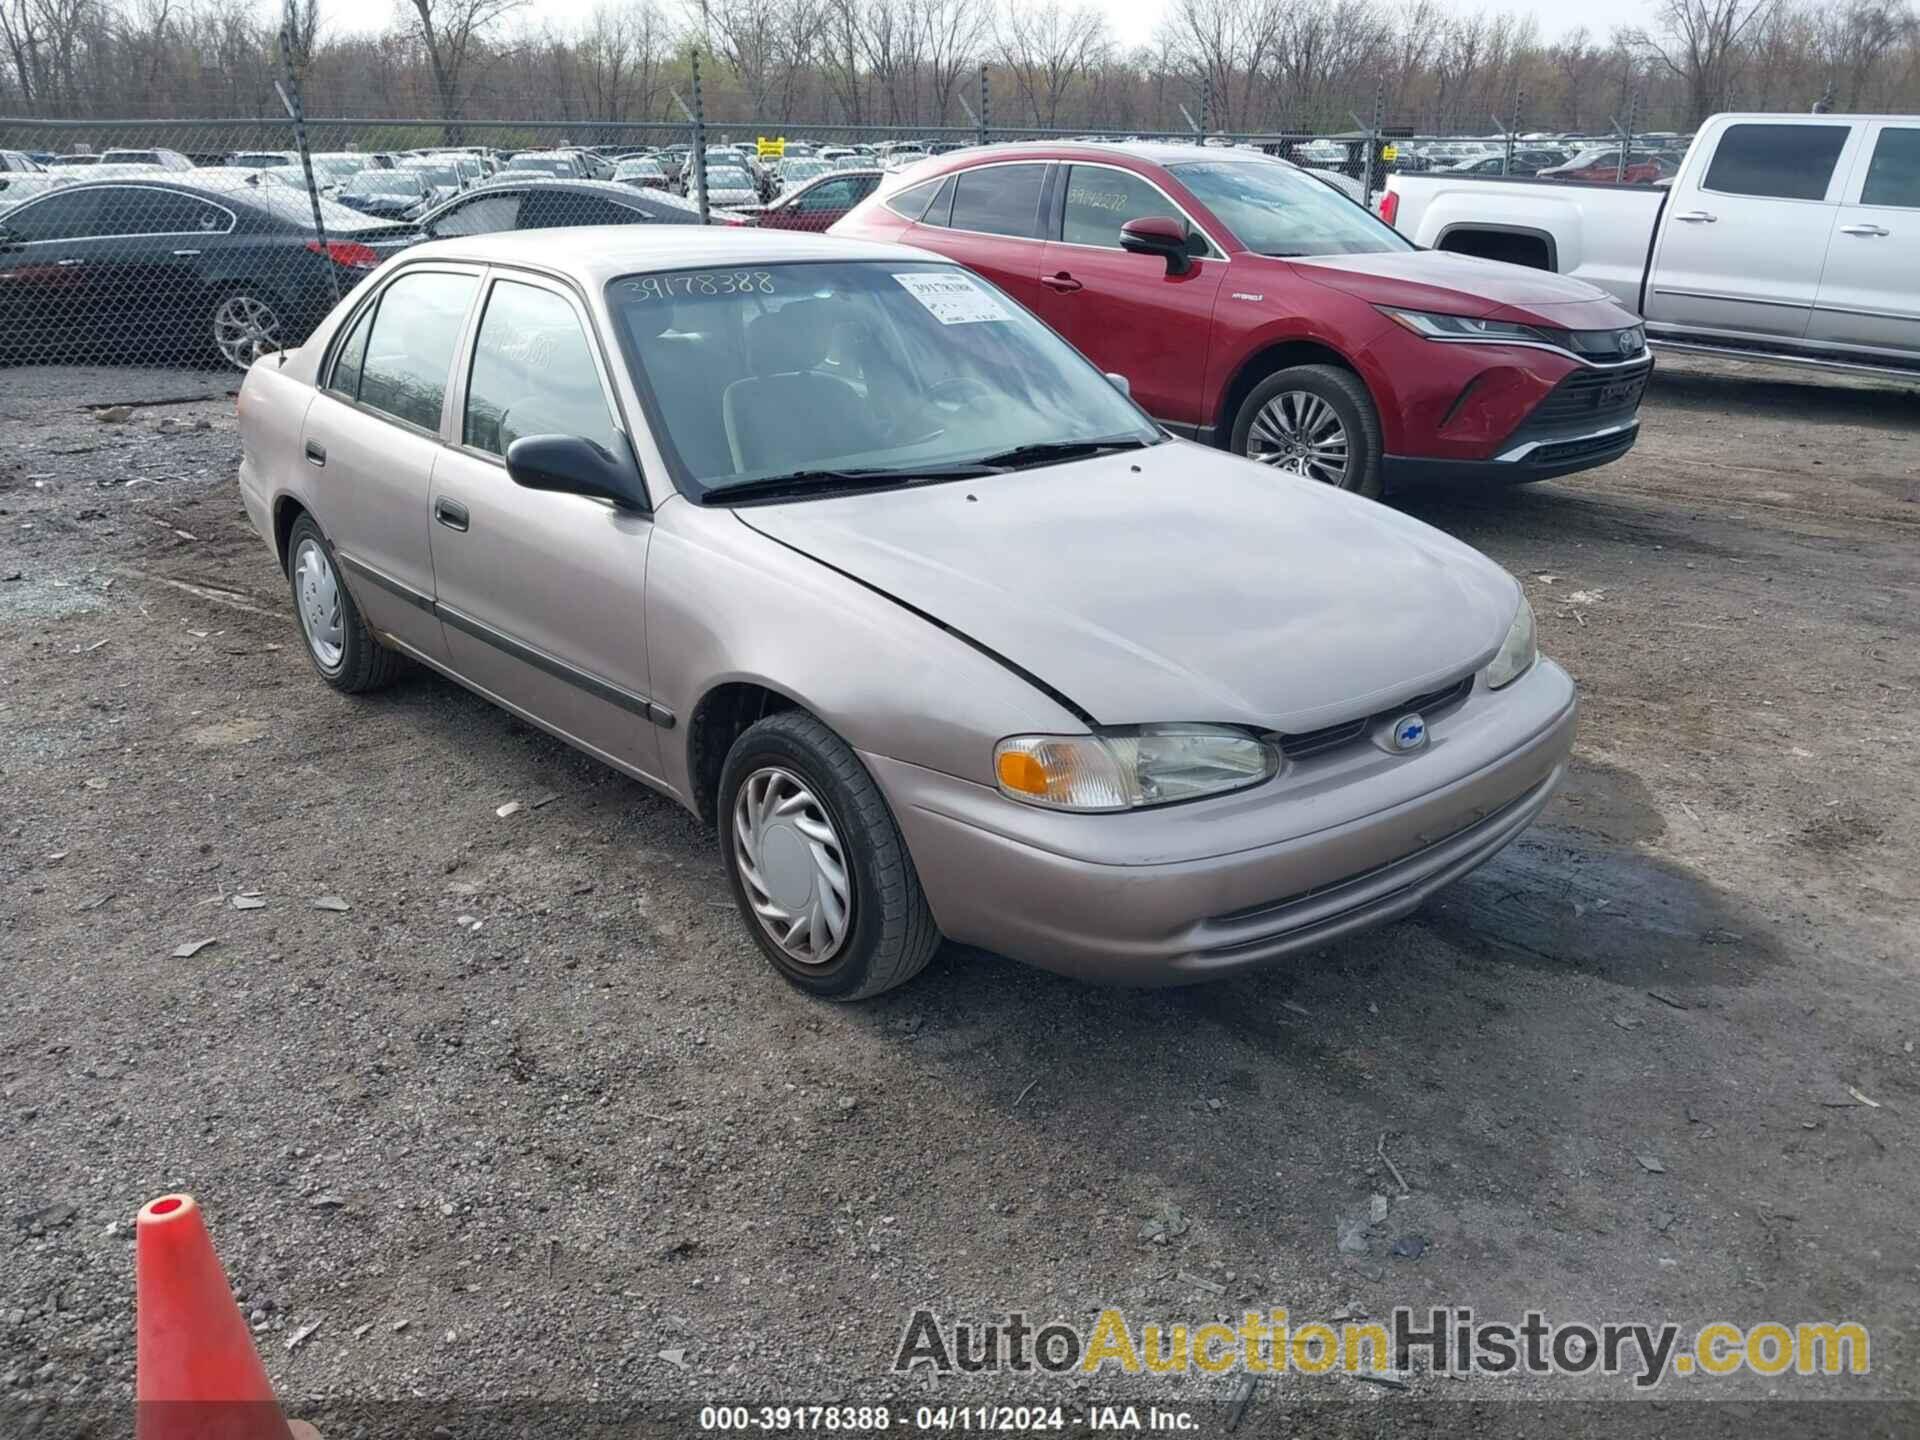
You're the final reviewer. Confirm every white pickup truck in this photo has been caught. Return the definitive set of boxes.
[1382,113,1920,378]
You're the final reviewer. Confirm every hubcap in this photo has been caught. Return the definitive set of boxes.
[213,294,282,370]
[732,767,852,966]
[292,538,345,671]
[1248,391,1351,484]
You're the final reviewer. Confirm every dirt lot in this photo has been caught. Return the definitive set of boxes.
[1,353,1916,1433]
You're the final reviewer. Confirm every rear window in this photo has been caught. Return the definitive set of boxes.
[947,164,1047,239]
[1702,124,1849,202]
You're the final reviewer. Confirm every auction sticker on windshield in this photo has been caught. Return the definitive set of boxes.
[894,271,1008,325]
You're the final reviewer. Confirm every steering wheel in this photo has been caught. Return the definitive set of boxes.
[924,375,997,409]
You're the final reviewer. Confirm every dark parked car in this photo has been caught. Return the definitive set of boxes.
[413,178,708,241]
[499,152,590,180]
[723,168,882,231]
[0,172,415,369]
[334,170,435,220]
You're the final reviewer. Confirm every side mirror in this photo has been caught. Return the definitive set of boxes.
[1105,372,1131,398]
[1119,215,1195,275]
[505,433,647,512]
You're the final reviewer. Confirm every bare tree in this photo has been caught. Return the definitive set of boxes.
[1631,0,1779,125]
[995,0,1106,129]
[401,0,527,134]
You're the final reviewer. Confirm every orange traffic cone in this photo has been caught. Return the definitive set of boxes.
[135,1194,295,1440]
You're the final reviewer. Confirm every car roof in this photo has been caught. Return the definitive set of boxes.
[899,139,1255,170]
[397,224,934,279]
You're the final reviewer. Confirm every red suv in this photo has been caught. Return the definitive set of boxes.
[724,168,883,232]
[832,143,1651,496]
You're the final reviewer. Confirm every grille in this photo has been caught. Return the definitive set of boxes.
[1524,360,1651,429]
[1277,674,1473,761]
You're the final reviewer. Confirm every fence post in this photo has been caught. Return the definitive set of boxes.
[979,64,989,147]
[1616,88,1638,182]
[1504,87,1524,175]
[690,46,709,225]
[1362,80,1384,211]
[276,0,335,305]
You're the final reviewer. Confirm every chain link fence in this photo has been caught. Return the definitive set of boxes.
[0,109,1691,374]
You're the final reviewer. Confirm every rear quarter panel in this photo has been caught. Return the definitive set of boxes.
[234,358,318,564]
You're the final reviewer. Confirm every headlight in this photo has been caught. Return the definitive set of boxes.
[1487,597,1537,689]
[994,725,1279,812]
[1381,308,1549,344]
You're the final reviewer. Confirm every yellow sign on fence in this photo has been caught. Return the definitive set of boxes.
[756,136,786,159]
[1381,143,1399,163]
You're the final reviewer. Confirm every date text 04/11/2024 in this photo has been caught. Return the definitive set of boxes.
[697,1404,1200,1431]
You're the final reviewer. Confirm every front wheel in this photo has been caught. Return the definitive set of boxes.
[1231,364,1384,499]
[718,710,940,1000]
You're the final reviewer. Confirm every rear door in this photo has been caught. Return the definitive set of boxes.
[429,269,663,781]
[91,185,234,354]
[301,264,481,661]
[1807,121,1920,359]
[1645,120,1859,341]
[895,161,1050,315]
[1036,161,1223,428]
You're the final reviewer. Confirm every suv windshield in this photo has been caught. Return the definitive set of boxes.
[344,171,425,198]
[609,261,1159,498]
[1169,160,1411,257]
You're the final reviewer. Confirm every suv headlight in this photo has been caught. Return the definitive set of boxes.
[994,725,1279,812]
[1487,597,1537,689]
[1381,308,1549,344]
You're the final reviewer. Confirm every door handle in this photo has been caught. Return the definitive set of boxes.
[1839,224,1889,237]
[56,256,84,266]
[434,497,469,532]
[304,440,326,467]
[171,248,202,257]
[1673,211,1717,223]
[1041,271,1083,293]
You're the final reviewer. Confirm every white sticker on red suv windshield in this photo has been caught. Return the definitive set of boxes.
[893,271,1008,324]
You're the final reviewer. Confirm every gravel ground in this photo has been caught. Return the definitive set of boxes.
[1,352,1917,1434]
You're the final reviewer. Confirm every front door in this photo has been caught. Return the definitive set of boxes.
[1644,120,1857,342]
[0,186,107,359]
[302,264,481,659]
[429,270,664,783]
[1037,163,1224,429]
[1808,121,1920,359]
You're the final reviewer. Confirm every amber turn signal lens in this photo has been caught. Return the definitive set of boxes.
[996,749,1051,796]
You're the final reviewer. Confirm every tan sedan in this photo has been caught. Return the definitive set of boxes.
[236,228,1575,998]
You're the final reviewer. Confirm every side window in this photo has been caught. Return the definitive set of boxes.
[97,188,229,236]
[794,177,859,213]
[463,280,619,458]
[427,192,519,239]
[1861,127,1920,209]
[1063,166,1200,252]
[327,302,375,399]
[3,188,103,241]
[519,190,634,229]
[1702,124,1850,202]
[356,270,478,431]
[948,163,1047,238]
[882,176,943,221]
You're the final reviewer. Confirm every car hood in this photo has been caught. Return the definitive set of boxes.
[736,442,1519,734]
[1292,249,1612,319]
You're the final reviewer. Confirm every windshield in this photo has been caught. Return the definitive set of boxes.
[344,171,425,198]
[781,161,829,181]
[405,164,460,187]
[609,261,1159,498]
[505,156,572,175]
[1168,160,1410,257]
[616,159,662,177]
[311,156,365,181]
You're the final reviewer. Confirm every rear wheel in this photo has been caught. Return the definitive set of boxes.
[285,513,403,693]
[718,710,940,1000]
[210,286,287,370]
[1232,364,1384,499]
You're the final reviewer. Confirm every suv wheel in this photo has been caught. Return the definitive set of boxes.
[1232,364,1384,499]
[718,710,940,1000]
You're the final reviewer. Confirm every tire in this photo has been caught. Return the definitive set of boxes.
[1231,363,1385,499]
[717,710,940,1000]
[284,513,404,694]
[208,285,290,371]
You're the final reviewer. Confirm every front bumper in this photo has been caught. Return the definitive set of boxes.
[1385,416,1640,487]
[869,658,1578,984]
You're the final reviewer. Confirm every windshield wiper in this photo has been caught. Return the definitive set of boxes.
[972,436,1153,471]
[703,463,1000,505]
